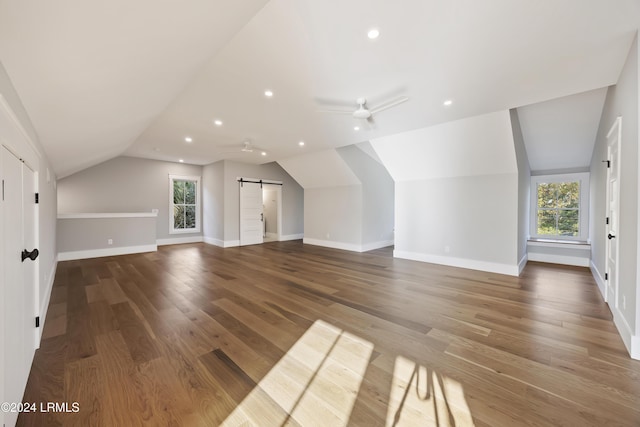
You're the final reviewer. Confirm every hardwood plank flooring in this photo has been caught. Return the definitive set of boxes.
[18,241,640,426]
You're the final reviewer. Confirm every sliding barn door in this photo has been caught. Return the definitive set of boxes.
[239,181,264,246]
[1,146,38,427]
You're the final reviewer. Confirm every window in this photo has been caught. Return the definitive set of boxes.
[169,175,201,234]
[530,173,589,241]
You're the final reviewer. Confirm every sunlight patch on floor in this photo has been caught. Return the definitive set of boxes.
[386,356,474,427]
[221,319,374,426]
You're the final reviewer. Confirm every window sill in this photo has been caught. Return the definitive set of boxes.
[527,239,590,251]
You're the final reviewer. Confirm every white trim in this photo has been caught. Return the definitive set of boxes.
[611,303,633,358]
[280,233,304,241]
[58,244,157,261]
[203,238,241,248]
[37,257,58,346]
[303,238,394,253]
[530,172,590,241]
[590,260,607,300]
[304,238,362,252]
[361,240,395,252]
[518,253,528,275]
[527,252,589,267]
[169,174,202,234]
[526,240,590,250]
[393,250,519,276]
[631,335,640,360]
[204,237,224,247]
[58,212,158,219]
[156,236,203,246]
[265,232,278,239]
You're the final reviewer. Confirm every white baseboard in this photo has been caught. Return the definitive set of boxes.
[590,260,607,300]
[280,233,304,241]
[58,244,157,261]
[303,238,394,253]
[224,240,240,248]
[611,304,635,358]
[361,240,394,252]
[632,335,640,360]
[517,253,528,275]
[265,232,277,239]
[527,252,590,267]
[37,257,58,347]
[204,236,224,247]
[303,238,363,252]
[393,250,519,276]
[157,236,203,246]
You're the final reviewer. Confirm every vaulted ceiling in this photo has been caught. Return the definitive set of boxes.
[0,0,638,178]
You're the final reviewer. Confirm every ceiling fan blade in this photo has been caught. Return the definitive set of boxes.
[369,96,409,114]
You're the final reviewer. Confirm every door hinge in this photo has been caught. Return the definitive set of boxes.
[1,179,4,201]
[606,217,609,225]
[35,316,40,328]
[35,192,39,204]
[603,160,611,168]
[605,273,608,280]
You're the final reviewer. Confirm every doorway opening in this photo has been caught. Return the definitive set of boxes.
[239,177,283,246]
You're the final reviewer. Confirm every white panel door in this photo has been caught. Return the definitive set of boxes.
[240,181,264,246]
[605,118,621,305]
[22,163,38,360]
[2,146,37,427]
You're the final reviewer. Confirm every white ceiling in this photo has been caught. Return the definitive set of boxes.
[0,0,638,178]
[517,88,608,172]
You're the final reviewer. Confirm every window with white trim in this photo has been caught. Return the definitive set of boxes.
[530,173,589,241]
[169,175,201,234]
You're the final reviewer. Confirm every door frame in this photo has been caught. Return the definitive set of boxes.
[237,177,283,245]
[604,116,621,305]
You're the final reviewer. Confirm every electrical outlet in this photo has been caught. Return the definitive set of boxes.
[152,208,159,214]
[108,239,113,245]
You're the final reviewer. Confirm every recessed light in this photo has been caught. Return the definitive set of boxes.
[443,99,453,107]
[354,126,360,131]
[264,90,273,97]
[367,28,380,39]
[213,119,223,126]
[298,141,305,146]
[261,151,267,156]
[185,137,192,143]
[179,159,184,163]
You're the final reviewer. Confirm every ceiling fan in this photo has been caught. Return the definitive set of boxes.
[217,140,267,157]
[318,96,409,124]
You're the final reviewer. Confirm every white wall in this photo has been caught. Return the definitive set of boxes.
[337,144,395,248]
[57,156,203,243]
[280,146,395,252]
[590,33,639,359]
[202,160,224,243]
[511,109,531,270]
[372,110,521,275]
[221,160,303,244]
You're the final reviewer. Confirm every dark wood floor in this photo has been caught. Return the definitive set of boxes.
[18,241,640,426]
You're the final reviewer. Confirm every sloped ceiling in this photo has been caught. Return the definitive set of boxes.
[517,88,608,172]
[370,110,517,182]
[277,149,360,189]
[0,0,639,178]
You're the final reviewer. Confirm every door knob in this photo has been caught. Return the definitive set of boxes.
[608,233,616,240]
[21,248,39,262]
